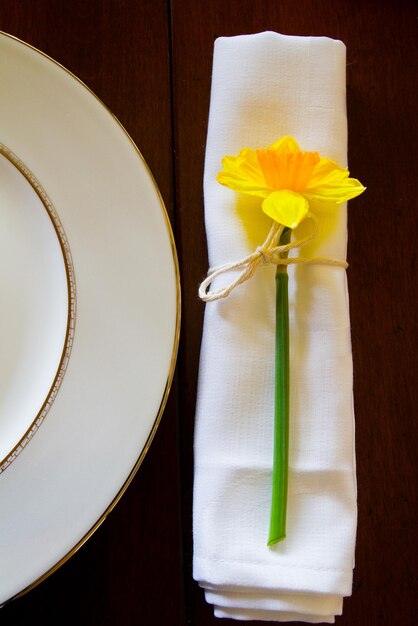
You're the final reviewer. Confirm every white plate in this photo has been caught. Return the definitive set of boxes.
[0,144,74,468]
[0,32,180,604]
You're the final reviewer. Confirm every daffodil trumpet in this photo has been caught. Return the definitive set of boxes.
[200,136,365,545]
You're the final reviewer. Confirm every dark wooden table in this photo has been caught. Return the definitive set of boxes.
[0,1,416,624]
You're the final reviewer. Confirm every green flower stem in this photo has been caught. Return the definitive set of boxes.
[268,229,290,546]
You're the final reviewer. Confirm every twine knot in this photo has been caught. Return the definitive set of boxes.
[256,245,272,264]
[199,213,348,302]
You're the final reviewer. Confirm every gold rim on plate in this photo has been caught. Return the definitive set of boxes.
[0,30,181,605]
[0,143,76,474]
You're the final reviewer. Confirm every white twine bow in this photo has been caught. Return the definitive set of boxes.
[199,214,348,302]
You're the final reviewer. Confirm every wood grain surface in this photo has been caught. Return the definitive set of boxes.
[0,1,416,624]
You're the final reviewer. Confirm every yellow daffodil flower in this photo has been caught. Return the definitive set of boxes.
[217,136,365,229]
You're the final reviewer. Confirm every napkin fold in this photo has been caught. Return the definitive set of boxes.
[193,32,357,623]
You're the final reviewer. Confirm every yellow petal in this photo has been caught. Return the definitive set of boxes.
[305,157,365,204]
[262,190,309,229]
[307,157,344,185]
[269,135,301,155]
[217,148,271,197]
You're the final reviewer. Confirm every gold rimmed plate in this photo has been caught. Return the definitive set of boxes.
[0,143,75,473]
[0,32,180,604]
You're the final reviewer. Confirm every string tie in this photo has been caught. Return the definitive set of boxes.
[199,213,348,302]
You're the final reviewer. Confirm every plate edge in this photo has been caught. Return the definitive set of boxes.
[0,29,181,606]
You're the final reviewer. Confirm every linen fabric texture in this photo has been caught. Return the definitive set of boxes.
[193,31,357,623]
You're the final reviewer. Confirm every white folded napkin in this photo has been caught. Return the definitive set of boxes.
[193,32,357,623]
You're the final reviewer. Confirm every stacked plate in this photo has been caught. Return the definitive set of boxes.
[0,32,180,605]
